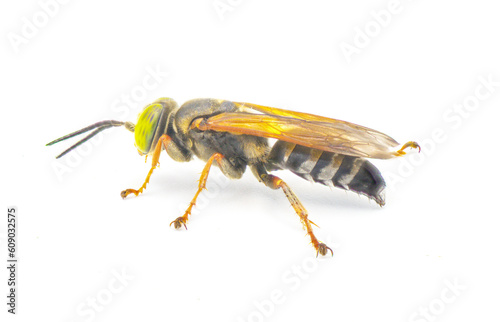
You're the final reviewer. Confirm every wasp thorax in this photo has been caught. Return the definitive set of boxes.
[134,98,178,155]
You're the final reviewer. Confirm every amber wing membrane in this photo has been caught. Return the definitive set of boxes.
[194,102,402,159]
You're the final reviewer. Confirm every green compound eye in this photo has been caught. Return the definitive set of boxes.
[134,103,164,155]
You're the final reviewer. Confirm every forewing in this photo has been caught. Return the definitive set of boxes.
[234,101,335,121]
[196,110,401,159]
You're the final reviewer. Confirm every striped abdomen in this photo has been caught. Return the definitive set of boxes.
[265,141,386,206]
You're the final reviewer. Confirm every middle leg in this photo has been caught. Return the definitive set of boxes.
[170,153,225,229]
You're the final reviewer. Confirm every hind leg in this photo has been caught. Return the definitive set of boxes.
[394,141,421,156]
[251,164,333,256]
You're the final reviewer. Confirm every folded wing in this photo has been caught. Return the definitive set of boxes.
[193,102,402,159]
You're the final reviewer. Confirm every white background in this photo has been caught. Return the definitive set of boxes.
[1,1,499,321]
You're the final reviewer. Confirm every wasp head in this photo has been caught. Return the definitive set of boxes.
[134,98,178,155]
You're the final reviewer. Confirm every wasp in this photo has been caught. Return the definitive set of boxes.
[47,98,420,256]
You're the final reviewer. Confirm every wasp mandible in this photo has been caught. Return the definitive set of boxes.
[47,98,420,256]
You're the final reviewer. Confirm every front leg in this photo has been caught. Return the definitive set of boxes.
[121,134,171,198]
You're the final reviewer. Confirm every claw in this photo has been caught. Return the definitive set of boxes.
[121,189,133,199]
[395,141,421,156]
[170,217,188,230]
[316,243,333,257]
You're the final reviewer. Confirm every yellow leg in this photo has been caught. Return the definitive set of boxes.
[260,173,333,256]
[121,135,171,198]
[170,153,224,229]
[395,141,421,156]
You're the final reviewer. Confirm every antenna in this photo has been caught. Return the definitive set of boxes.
[46,120,135,159]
